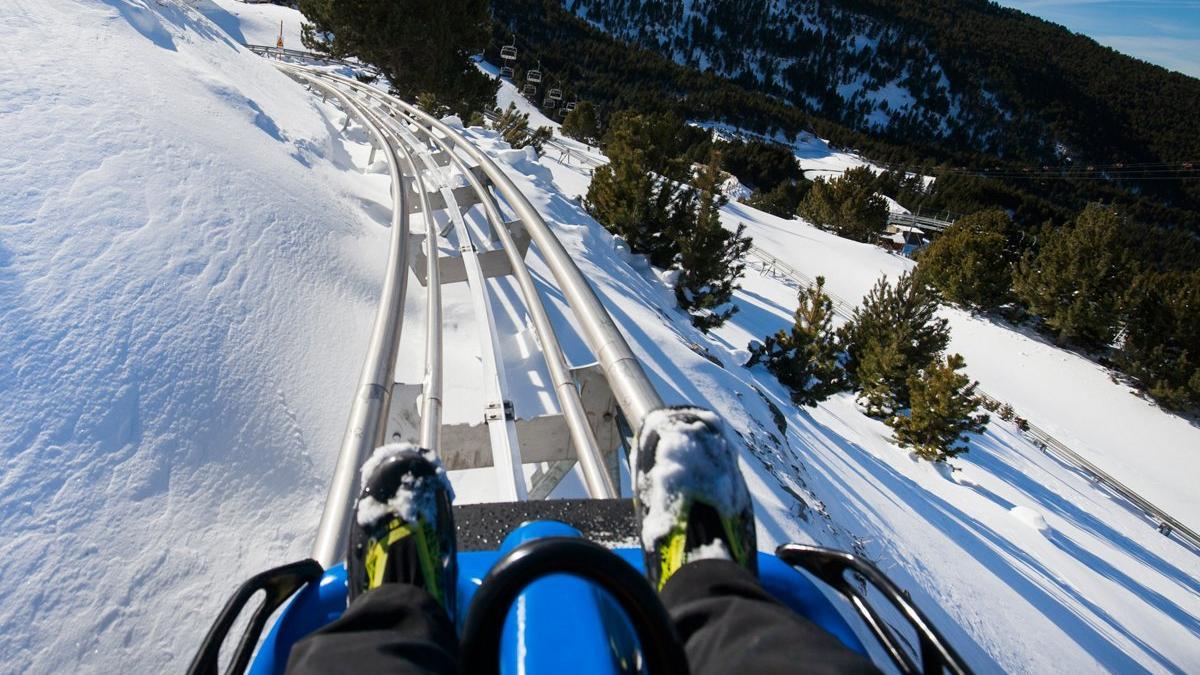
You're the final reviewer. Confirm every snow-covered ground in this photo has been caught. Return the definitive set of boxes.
[199,0,306,48]
[0,0,390,671]
[690,120,882,181]
[3,1,1198,673]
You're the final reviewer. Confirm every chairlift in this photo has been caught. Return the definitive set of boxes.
[547,88,563,101]
[527,61,543,84]
[544,98,557,110]
[522,83,537,98]
[500,37,517,62]
[564,100,577,113]
[500,66,515,79]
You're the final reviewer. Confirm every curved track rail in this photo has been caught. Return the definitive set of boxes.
[274,62,663,567]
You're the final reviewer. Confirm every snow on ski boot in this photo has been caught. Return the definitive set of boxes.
[347,443,457,611]
[633,407,758,591]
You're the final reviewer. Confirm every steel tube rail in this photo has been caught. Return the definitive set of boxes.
[376,97,616,498]
[320,71,664,431]
[281,66,412,568]
[246,44,379,76]
[378,105,528,500]
[410,143,444,453]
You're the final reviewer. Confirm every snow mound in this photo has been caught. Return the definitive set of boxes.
[1009,505,1051,533]
[497,145,540,167]
[0,1,389,671]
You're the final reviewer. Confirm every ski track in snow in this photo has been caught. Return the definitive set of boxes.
[1,1,1198,673]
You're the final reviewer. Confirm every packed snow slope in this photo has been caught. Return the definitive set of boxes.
[0,1,395,672]
[199,0,306,48]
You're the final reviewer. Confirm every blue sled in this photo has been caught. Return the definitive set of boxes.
[245,520,864,675]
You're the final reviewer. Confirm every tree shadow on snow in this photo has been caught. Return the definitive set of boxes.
[798,413,1189,673]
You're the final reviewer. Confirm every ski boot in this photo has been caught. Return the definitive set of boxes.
[346,443,457,611]
[633,407,758,591]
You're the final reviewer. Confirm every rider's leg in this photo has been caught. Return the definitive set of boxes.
[634,408,879,675]
[286,444,459,675]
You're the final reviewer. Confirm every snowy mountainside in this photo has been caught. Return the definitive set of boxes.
[561,0,1015,152]
[0,1,392,671]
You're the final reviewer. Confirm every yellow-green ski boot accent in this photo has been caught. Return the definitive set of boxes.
[347,444,456,613]
[634,407,758,591]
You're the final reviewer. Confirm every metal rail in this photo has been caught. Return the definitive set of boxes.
[314,70,665,430]
[334,80,617,498]
[278,61,642,524]
[975,393,1200,553]
[407,127,444,455]
[244,44,379,76]
[282,69,412,568]
[886,211,954,233]
[383,104,529,501]
[745,244,1200,553]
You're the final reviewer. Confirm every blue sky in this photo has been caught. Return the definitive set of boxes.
[992,1,1200,78]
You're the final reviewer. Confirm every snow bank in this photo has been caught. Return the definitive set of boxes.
[0,1,390,671]
[199,0,306,48]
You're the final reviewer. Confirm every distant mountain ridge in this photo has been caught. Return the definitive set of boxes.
[557,0,1200,166]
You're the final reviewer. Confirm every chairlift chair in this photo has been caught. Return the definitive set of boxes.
[564,100,577,113]
[500,38,517,62]
[547,88,563,101]
[522,83,537,98]
[500,66,515,79]
[527,61,543,84]
[544,98,557,110]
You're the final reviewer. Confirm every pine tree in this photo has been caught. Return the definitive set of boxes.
[561,101,600,145]
[1013,204,1131,350]
[586,113,682,267]
[747,276,847,405]
[1118,270,1200,411]
[841,271,950,416]
[493,104,550,152]
[674,152,752,331]
[890,354,989,461]
[299,0,496,116]
[916,209,1014,311]
[747,180,810,219]
[797,167,888,243]
[416,92,446,117]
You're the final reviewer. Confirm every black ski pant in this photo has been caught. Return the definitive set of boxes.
[286,559,880,674]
